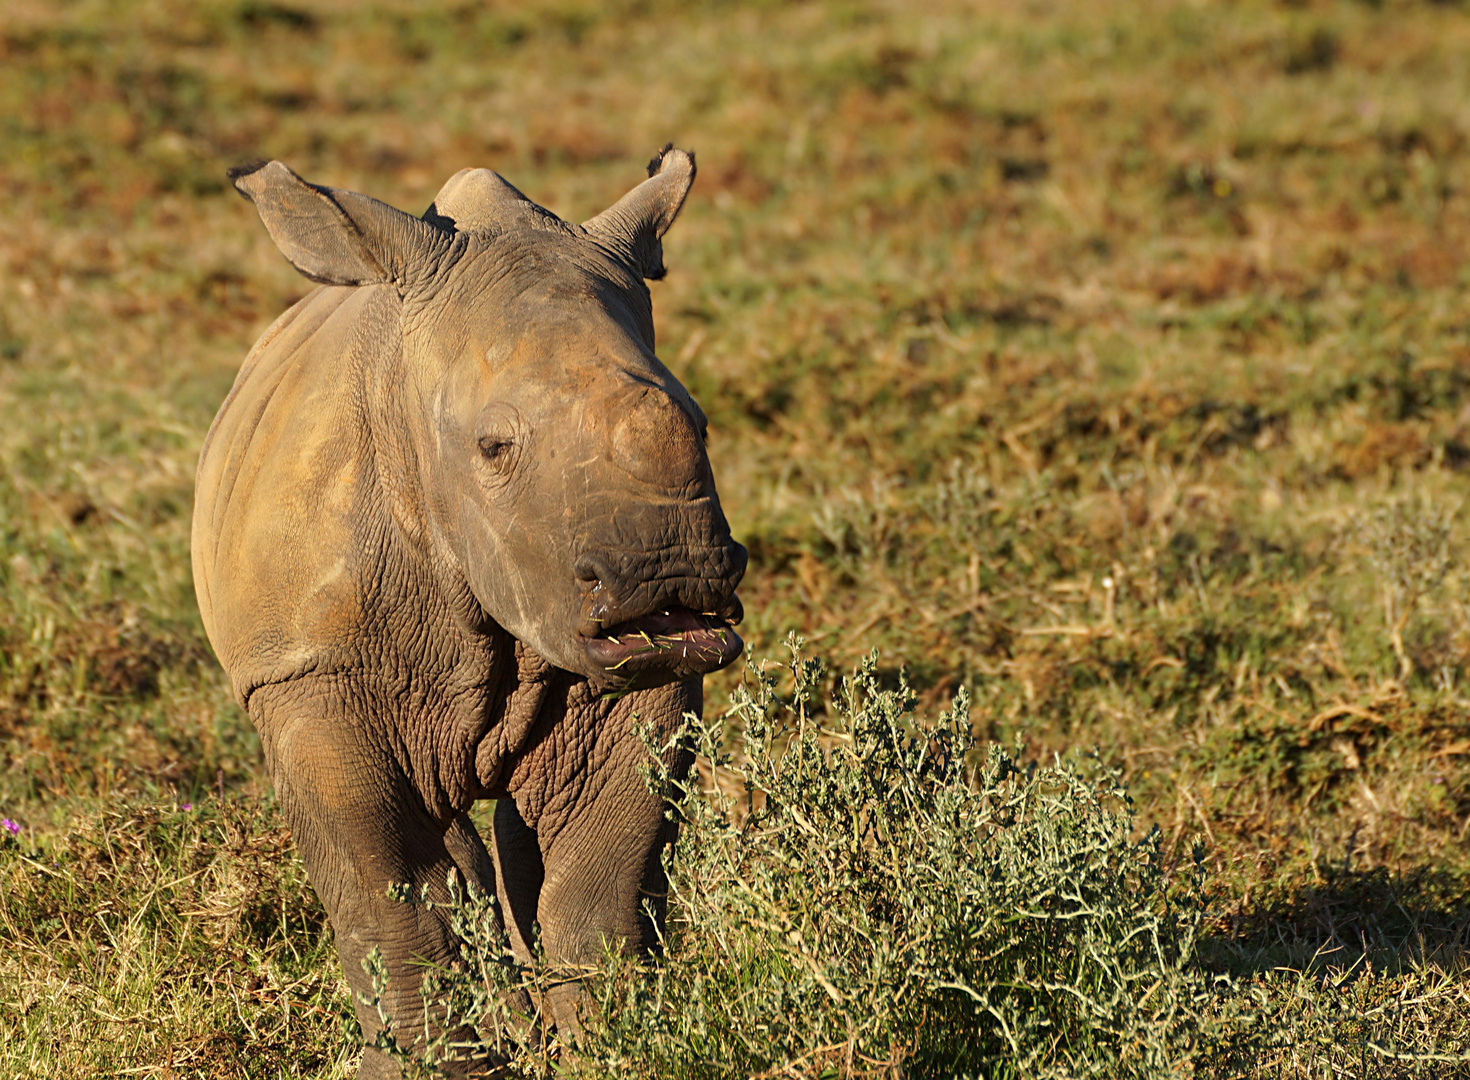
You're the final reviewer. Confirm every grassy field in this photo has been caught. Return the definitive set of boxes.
[3,0,1470,1074]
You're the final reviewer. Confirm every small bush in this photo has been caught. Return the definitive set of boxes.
[371,640,1215,1078]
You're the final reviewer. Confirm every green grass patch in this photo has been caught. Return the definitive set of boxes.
[0,796,353,1077]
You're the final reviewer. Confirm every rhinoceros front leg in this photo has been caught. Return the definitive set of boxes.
[504,679,697,1038]
[249,680,512,1080]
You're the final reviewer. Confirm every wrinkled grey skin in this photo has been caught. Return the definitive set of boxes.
[191,148,746,1077]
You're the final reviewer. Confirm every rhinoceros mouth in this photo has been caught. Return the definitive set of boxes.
[581,605,743,682]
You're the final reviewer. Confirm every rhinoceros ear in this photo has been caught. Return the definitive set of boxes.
[422,168,534,232]
[581,145,696,281]
[229,160,451,287]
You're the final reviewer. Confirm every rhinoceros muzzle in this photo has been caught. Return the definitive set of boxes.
[574,540,747,685]
[581,604,744,685]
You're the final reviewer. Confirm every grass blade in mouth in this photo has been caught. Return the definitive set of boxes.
[583,605,743,679]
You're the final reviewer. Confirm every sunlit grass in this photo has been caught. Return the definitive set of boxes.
[2,0,1470,1074]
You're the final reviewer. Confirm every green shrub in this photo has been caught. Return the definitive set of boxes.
[370,640,1214,1078]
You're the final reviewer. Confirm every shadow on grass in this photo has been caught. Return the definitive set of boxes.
[1203,864,1470,977]
[1192,868,1470,1078]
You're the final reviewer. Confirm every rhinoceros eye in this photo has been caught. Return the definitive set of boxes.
[473,403,524,478]
[478,436,514,464]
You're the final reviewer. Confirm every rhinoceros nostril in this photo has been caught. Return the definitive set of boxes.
[575,552,624,636]
[575,552,616,589]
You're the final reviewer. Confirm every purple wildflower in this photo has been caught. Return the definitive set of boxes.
[1,818,19,836]
[181,803,193,812]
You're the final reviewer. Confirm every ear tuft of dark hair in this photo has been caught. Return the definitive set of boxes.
[227,160,271,182]
[227,160,273,200]
[646,143,675,178]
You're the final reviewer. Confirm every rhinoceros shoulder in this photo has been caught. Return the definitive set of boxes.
[192,284,401,701]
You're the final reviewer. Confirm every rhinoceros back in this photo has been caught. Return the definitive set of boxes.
[193,283,400,703]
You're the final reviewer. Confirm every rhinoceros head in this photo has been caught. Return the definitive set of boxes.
[229,148,746,689]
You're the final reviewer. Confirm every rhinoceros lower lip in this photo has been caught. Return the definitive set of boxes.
[580,606,743,677]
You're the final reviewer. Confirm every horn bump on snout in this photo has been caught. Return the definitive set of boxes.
[609,388,706,491]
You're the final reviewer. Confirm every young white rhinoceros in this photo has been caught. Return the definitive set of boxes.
[191,147,746,1076]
